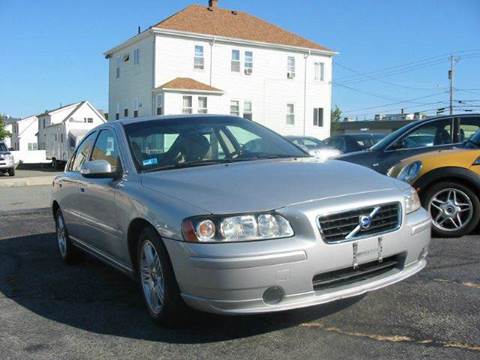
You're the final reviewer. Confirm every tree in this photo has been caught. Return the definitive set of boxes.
[0,114,12,140]
[331,105,342,123]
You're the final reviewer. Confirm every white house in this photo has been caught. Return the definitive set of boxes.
[105,0,336,139]
[37,101,105,151]
[3,122,13,149]
[11,115,38,151]
[38,101,106,165]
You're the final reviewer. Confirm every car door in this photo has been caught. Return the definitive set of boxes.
[75,128,124,258]
[376,117,455,173]
[61,131,97,240]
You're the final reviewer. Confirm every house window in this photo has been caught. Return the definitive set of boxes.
[133,48,140,65]
[133,98,139,118]
[28,143,38,151]
[84,117,93,123]
[198,97,208,114]
[287,56,296,79]
[230,100,240,116]
[124,108,129,118]
[194,45,205,70]
[115,57,121,79]
[313,108,324,127]
[182,96,193,114]
[115,103,120,120]
[156,94,164,115]
[315,62,325,81]
[243,101,253,120]
[231,50,240,72]
[245,51,253,75]
[286,104,295,125]
[61,134,64,143]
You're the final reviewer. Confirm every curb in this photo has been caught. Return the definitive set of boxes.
[0,176,55,188]
[0,207,51,217]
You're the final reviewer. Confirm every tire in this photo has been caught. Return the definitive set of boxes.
[136,226,189,326]
[7,168,15,176]
[422,181,480,238]
[52,159,57,169]
[55,209,81,264]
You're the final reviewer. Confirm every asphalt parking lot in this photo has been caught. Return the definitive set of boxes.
[0,208,479,360]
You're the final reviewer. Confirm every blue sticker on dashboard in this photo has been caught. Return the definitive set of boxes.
[142,158,158,166]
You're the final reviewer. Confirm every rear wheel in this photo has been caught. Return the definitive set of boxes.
[136,226,188,326]
[55,209,81,264]
[423,181,480,238]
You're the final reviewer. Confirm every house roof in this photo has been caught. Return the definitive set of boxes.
[157,77,223,93]
[38,102,80,117]
[152,4,331,52]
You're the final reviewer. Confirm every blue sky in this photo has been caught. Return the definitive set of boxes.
[1,0,479,119]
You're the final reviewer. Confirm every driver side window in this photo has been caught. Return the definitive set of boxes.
[395,120,453,150]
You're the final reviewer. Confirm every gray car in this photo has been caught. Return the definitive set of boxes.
[52,115,431,325]
[0,141,15,176]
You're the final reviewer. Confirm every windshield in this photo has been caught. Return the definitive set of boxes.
[124,117,309,172]
[370,123,418,151]
[465,129,480,148]
[0,143,7,152]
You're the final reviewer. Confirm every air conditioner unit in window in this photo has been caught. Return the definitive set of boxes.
[244,68,253,75]
[287,72,295,79]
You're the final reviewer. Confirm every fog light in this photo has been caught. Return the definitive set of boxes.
[262,286,285,305]
[418,246,429,261]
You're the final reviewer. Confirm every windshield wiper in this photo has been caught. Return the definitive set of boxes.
[143,159,231,172]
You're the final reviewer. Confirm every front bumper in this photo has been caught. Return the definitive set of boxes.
[0,157,14,170]
[164,205,431,315]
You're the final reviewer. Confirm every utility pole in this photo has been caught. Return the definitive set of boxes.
[449,55,456,115]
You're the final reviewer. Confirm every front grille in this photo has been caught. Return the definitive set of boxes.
[312,255,404,291]
[318,202,401,243]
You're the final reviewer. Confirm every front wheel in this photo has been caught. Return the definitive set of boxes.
[423,182,480,238]
[7,168,15,176]
[137,227,188,326]
[55,209,81,264]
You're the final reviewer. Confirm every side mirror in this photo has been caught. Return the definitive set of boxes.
[80,160,118,179]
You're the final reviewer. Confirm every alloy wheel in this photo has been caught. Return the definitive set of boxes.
[428,188,473,232]
[56,214,67,258]
[140,240,165,315]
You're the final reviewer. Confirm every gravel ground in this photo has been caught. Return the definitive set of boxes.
[0,169,62,179]
[0,209,479,359]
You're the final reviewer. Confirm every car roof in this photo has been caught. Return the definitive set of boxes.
[113,114,242,126]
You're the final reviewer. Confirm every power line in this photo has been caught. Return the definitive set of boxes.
[336,49,480,84]
[334,61,444,90]
[341,92,448,114]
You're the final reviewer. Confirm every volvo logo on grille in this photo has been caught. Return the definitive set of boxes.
[359,215,372,229]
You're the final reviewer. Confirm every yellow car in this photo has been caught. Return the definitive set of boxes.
[388,137,480,237]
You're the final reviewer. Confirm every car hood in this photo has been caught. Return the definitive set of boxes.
[141,158,400,214]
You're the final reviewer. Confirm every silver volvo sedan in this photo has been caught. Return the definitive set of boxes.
[52,115,431,325]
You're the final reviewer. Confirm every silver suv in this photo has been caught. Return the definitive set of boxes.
[0,141,15,176]
[52,115,431,325]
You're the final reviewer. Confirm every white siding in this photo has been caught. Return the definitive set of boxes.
[108,32,333,139]
[12,116,38,151]
[108,36,155,120]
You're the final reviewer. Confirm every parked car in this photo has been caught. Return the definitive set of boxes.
[323,133,385,154]
[0,140,15,176]
[285,136,341,160]
[388,129,480,237]
[52,115,431,325]
[339,114,480,174]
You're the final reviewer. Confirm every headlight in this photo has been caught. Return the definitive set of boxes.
[403,187,421,214]
[182,213,294,243]
[397,161,422,183]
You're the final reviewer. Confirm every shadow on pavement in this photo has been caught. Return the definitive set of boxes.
[0,232,363,344]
